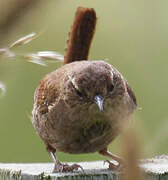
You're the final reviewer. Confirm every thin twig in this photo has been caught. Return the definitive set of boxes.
[121,129,145,180]
[0,0,43,46]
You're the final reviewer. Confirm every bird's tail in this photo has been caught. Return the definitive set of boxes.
[64,7,97,64]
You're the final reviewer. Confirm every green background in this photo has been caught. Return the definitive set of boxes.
[0,0,168,163]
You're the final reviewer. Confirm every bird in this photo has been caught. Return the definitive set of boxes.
[32,7,137,172]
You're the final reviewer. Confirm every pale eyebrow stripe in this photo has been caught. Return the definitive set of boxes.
[68,75,79,90]
[107,63,114,80]
[110,70,113,80]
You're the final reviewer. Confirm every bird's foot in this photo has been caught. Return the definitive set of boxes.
[104,160,124,171]
[53,161,84,173]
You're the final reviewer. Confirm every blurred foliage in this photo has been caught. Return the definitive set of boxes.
[0,0,168,163]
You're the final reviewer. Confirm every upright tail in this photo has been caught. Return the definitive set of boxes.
[64,7,97,64]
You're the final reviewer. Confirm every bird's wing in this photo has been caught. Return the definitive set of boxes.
[126,81,137,107]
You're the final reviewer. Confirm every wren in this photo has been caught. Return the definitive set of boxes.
[32,7,137,172]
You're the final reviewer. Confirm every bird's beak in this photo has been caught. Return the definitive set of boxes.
[94,94,104,111]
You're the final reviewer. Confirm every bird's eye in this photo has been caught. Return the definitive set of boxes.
[109,84,114,92]
[76,89,83,97]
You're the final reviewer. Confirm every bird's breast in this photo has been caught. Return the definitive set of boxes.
[44,101,125,153]
[33,95,134,154]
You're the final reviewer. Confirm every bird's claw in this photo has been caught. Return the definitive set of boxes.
[104,160,124,171]
[53,162,84,173]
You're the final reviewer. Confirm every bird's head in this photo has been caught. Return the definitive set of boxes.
[63,60,126,111]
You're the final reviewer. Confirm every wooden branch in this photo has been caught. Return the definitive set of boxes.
[0,156,168,180]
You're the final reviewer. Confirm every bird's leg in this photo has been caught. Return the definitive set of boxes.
[47,144,83,172]
[50,152,84,173]
[99,147,124,170]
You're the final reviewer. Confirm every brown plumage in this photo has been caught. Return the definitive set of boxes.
[64,7,97,64]
[32,7,137,172]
